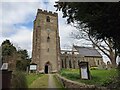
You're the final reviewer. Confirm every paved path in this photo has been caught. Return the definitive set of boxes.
[29,74,63,89]
[48,74,57,88]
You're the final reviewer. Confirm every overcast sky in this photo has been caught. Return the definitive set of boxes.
[1,0,115,64]
[1,0,88,56]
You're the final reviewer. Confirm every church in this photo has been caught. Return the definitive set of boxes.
[31,9,104,74]
[61,45,105,69]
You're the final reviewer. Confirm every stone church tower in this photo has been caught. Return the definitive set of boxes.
[32,9,60,73]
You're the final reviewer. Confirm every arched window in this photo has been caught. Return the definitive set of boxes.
[98,60,100,65]
[73,60,75,69]
[62,60,64,68]
[46,16,50,22]
[65,58,67,68]
[69,60,72,68]
[47,36,50,42]
[78,60,80,65]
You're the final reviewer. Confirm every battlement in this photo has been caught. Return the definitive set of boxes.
[37,9,58,16]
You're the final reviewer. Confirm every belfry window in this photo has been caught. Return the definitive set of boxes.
[46,16,50,22]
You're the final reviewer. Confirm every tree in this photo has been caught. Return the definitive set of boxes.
[1,39,30,71]
[16,49,30,71]
[2,39,17,60]
[71,28,117,66]
[1,39,17,70]
[54,2,120,52]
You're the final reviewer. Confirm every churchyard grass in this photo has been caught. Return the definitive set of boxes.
[53,74,65,89]
[28,74,49,88]
[26,73,43,86]
[59,69,118,86]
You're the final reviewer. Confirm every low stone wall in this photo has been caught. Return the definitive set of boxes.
[55,74,110,90]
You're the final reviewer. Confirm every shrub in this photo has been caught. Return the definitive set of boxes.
[11,71,28,88]
[90,67,98,70]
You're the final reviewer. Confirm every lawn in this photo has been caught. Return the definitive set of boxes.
[26,73,43,86]
[53,74,64,89]
[59,69,118,87]
[28,74,49,88]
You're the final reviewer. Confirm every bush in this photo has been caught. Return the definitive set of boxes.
[90,67,98,70]
[11,71,28,88]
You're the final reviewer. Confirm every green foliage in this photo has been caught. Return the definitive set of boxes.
[16,49,30,71]
[16,60,29,71]
[11,71,28,88]
[59,69,118,87]
[90,69,118,86]
[2,40,16,56]
[17,50,28,59]
[55,2,120,52]
[1,39,17,62]
[90,67,98,70]
[1,39,30,71]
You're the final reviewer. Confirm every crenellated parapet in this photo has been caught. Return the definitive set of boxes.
[37,9,58,16]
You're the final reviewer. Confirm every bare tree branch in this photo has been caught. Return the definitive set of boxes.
[88,35,111,59]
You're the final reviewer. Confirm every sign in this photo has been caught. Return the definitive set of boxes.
[30,65,37,70]
[78,62,91,80]
[81,66,88,79]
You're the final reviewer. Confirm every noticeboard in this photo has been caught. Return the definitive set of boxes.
[30,64,37,70]
[78,62,91,80]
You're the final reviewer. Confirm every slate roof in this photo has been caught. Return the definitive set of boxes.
[73,46,102,57]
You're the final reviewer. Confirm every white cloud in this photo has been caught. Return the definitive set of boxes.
[1,0,40,2]
[1,26,33,57]
[1,1,59,57]
[1,0,59,3]
[1,2,40,36]
[1,1,109,63]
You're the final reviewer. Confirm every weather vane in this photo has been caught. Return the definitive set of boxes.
[43,0,49,10]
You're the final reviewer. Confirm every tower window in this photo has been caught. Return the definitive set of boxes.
[47,48,49,52]
[46,16,50,22]
[47,36,50,42]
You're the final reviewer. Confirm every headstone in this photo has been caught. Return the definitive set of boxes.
[1,63,8,70]
[78,62,91,80]
[0,63,12,89]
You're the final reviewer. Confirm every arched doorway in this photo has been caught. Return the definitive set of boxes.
[44,62,51,74]
[45,64,48,74]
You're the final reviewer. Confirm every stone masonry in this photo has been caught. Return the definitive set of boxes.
[32,9,60,73]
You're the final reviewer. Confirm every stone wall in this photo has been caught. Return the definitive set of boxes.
[55,74,111,90]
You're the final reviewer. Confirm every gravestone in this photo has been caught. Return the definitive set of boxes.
[78,62,91,80]
[1,63,12,89]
